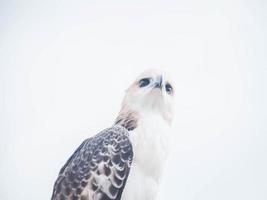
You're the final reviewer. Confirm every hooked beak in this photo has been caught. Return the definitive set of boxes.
[154,75,163,89]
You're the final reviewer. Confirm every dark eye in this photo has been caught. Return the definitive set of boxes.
[165,83,173,94]
[139,78,150,87]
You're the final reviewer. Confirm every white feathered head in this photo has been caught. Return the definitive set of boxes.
[121,69,175,124]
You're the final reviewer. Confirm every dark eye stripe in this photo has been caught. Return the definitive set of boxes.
[139,78,150,87]
[165,83,173,94]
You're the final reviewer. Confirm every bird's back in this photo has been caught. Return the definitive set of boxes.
[51,125,133,200]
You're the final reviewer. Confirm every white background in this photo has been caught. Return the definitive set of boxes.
[1,0,267,199]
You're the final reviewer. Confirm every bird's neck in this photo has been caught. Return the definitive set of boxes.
[114,105,139,131]
[114,104,172,131]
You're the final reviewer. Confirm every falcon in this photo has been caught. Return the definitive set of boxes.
[51,69,175,200]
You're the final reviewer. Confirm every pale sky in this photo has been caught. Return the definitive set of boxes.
[0,0,267,199]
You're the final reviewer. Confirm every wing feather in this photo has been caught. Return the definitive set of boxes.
[51,126,133,200]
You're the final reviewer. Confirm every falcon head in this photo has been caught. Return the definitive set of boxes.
[122,69,175,124]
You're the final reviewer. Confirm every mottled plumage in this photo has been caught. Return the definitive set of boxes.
[51,126,133,200]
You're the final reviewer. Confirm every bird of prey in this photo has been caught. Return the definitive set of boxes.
[51,69,175,200]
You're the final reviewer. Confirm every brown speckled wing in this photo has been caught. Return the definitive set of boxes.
[51,126,133,200]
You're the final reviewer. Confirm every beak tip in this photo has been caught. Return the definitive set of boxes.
[154,75,163,89]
